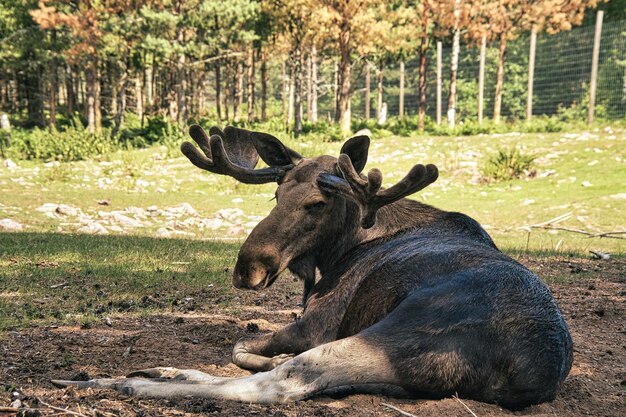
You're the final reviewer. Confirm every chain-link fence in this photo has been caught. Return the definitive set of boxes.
[282,17,625,124]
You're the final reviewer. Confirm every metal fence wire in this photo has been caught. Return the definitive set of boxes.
[289,17,625,123]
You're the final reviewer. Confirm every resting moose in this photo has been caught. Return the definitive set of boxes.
[54,126,573,410]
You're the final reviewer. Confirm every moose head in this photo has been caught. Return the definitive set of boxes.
[181,125,438,291]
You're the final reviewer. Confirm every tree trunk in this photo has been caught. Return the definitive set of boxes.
[113,70,127,137]
[65,65,76,116]
[288,59,294,126]
[197,71,207,117]
[224,61,231,121]
[135,76,143,123]
[247,48,256,122]
[399,61,405,118]
[146,57,154,110]
[261,49,267,121]
[447,30,460,128]
[0,69,7,111]
[337,22,352,133]
[87,60,97,133]
[234,62,242,122]
[95,62,102,131]
[306,53,312,120]
[478,35,486,124]
[493,32,507,124]
[376,61,383,121]
[49,64,58,129]
[364,62,370,119]
[282,61,288,124]
[417,36,428,132]
[310,45,318,123]
[177,53,187,128]
[77,68,84,115]
[294,47,303,136]
[447,0,461,128]
[215,60,222,122]
[26,64,45,128]
[333,61,339,121]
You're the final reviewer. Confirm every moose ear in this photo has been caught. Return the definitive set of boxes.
[250,132,303,167]
[340,135,370,173]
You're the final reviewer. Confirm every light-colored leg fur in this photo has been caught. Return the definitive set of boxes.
[53,336,399,403]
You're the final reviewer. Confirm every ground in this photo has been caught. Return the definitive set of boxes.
[1,255,624,417]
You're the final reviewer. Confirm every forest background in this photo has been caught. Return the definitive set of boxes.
[0,0,624,162]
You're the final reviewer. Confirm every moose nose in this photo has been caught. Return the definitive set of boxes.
[232,255,279,290]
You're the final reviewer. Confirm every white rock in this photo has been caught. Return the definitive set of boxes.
[198,218,224,230]
[37,203,59,213]
[156,228,172,238]
[231,198,244,204]
[539,170,556,178]
[166,203,197,216]
[135,179,150,188]
[609,193,626,200]
[216,208,244,222]
[77,222,108,235]
[146,205,159,212]
[4,159,17,169]
[156,187,167,193]
[581,181,592,187]
[124,207,147,219]
[0,219,23,231]
[112,213,144,228]
[56,204,79,217]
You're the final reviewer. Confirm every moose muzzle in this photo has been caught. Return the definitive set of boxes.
[232,247,281,291]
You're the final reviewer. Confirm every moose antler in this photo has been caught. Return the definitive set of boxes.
[319,154,439,229]
[181,125,292,184]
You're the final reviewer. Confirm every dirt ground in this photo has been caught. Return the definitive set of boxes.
[1,256,625,417]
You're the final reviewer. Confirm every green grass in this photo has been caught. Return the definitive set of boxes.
[1,127,625,330]
[0,233,239,331]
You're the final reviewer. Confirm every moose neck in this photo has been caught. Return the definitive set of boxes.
[316,197,444,277]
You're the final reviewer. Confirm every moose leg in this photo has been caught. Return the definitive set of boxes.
[232,321,310,372]
[52,335,400,403]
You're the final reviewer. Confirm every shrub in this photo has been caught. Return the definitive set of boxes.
[9,118,118,162]
[481,148,537,182]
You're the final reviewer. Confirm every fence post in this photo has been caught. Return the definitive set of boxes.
[478,35,486,124]
[399,61,405,117]
[365,62,371,120]
[588,10,603,125]
[527,27,537,121]
[436,41,442,125]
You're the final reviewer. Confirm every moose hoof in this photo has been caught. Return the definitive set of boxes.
[269,353,294,369]
[126,367,182,379]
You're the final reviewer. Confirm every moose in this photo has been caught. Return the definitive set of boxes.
[54,125,573,410]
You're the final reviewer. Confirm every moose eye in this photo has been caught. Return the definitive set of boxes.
[304,201,326,212]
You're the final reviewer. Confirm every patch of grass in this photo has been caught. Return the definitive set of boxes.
[0,233,240,331]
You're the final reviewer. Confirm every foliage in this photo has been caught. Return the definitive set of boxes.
[8,119,118,162]
[481,147,537,182]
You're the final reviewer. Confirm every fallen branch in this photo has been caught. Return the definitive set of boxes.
[530,225,625,239]
[381,402,417,417]
[453,394,479,417]
[532,212,573,227]
[36,398,91,417]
